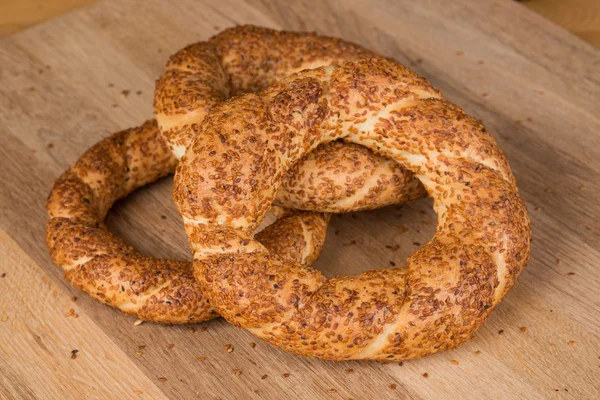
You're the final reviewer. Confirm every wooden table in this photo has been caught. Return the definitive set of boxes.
[1,0,599,398]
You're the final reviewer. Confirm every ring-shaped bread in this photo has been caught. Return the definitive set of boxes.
[175,58,531,360]
[46,121,334,323]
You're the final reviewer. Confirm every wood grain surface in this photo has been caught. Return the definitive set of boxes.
[0,0,599,399]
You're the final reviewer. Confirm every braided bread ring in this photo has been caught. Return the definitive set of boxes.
[46,121,336,323]
[155,25,425,213]
[175,58,531,361]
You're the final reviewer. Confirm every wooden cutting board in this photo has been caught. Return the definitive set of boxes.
[0,0,598,398]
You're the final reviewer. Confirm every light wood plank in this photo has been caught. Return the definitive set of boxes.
[0,229,167,400]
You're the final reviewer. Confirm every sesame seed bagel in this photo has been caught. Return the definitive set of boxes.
[175,58,532,360]
[155,25,425,212]
[46,120,332,324]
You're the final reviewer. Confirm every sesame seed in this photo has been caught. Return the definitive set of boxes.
[65,309,77,318]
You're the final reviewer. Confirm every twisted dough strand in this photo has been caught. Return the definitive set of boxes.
[175,58,531,361]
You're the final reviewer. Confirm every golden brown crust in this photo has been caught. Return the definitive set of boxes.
[46,121,331,323]
[175,58,531,361]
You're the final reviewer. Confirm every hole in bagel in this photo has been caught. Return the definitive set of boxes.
[105,176,190,260]
[312,198,436,278]
[105,174,437,278]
